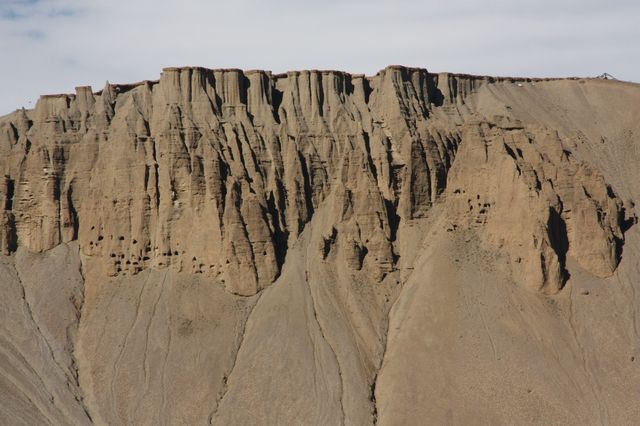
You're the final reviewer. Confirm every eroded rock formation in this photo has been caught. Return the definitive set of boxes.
[1,66,639,425]
[0,67,631,296]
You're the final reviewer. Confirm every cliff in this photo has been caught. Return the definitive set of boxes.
[0,67,632,294]
[1,66,639,425]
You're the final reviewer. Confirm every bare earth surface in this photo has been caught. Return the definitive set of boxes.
[0,66,639,425]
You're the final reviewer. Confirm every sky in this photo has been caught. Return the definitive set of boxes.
[0,0,638,114]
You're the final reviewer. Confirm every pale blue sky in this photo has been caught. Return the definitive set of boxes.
[1,0,638,114]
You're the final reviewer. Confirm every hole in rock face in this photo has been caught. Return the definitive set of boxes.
[357,245,369,270]
[98,235,104,241]
[118,236,124,241]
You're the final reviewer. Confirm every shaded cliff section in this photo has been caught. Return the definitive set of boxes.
[0,66,633,295]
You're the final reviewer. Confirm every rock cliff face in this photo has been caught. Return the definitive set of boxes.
[0,67,631,295]
[1,66,639,425]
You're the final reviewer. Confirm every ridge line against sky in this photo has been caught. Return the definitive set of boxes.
[1,0,639,114]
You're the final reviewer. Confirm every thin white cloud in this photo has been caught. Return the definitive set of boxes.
[1,0,638,114]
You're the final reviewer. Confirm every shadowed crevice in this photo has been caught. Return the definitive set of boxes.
[67,184,79,241]
[548,207,570,287]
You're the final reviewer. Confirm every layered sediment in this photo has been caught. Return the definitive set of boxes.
[0,67,631,295]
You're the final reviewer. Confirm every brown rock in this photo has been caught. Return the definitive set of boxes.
[1,67,639,425]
